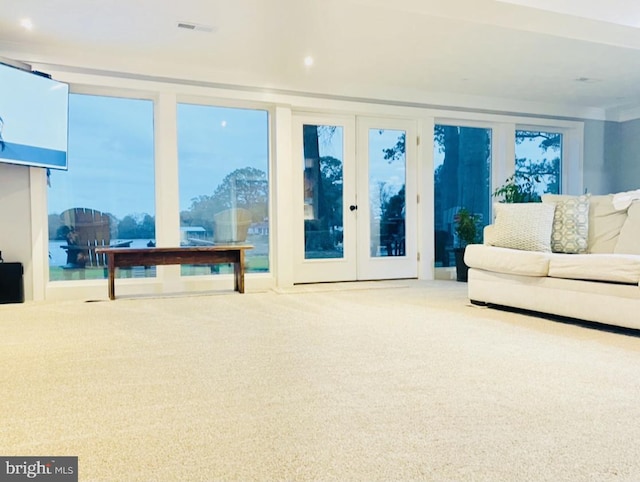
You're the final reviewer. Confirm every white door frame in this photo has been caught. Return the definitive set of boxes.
[292,113,418,283]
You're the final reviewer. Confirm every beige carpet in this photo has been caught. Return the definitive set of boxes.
[2,280,640,481]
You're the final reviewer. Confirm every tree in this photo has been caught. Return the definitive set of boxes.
[373,131,409,256]
[435,126,461,215]
[379,185,405,256]
[434,126,490,222]
[516,131,560,151]
[382,132,406,162]
[434,125,491,266]
[49,213,63,239]
[211,167,268,216]
[515,131,561,196]
[114,213,156,239]
[181,167,268,235]
[303,125,334,250]
[117,215,139,239]
[139,214,156,239]
[181,195,216,233]
[319,155,343,232]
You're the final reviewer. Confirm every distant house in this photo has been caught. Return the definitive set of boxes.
[180,226,207,245]
[248,221,269,236]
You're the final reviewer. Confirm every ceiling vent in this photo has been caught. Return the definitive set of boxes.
[177,21,215,33]
[574,77,601,83]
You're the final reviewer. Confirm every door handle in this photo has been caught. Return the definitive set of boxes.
[349,205,358,211]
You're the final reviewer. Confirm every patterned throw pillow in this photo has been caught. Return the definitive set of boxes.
[548,195,590,254]
[543,194,625,253]
[489,203,555,252]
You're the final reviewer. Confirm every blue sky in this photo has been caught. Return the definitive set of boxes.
[48,95,269,219]
[48,95,402,221]
[177,104,269,211]
[316,124,406,191]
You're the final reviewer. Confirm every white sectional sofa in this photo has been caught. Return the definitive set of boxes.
[464,192,640,329]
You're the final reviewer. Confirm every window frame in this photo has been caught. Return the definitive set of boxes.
[432,116,583,277]
[26,73,584,298]
[435,116,583,195]
[516,123,581,196]
[175,96,274,276]
[32,85,276,299]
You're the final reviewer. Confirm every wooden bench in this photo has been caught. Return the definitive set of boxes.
[95,245,253,300]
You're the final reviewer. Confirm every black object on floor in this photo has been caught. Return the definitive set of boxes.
[0,262,25,304]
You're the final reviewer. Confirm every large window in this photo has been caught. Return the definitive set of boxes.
[434,125,491,267]
[177,103,269,275]
[47,94,155,281]
[515,129,562,199]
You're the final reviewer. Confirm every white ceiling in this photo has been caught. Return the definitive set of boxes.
[2,0,640,120]
[495,0,640,28]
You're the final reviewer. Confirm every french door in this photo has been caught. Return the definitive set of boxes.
[292,114,417,283]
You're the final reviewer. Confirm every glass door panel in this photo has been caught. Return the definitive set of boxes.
[293,114,357,283]
[356,118,417,281]
[293,115,417,284]
[433,125,492,267]
[303,124,344,260]
[368,128,406,258]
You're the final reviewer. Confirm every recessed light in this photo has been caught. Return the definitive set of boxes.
[221,120,227,128]
[20,18,33,31]
[304,56,314,67]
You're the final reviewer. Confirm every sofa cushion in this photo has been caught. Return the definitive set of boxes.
[548,253,640,284]
[542,194,628,254]
[488,203,555,252]
[588,195,629,253]
[615,201,640,255]
[465,244,550,277]
[543,194,589,254]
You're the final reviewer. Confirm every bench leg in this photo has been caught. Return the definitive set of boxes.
[107,255,116,300]
[234,251,245,293]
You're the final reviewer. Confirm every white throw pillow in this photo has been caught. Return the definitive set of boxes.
[542,194,589,254]
[489,203,555,252]
[615,201,640,254]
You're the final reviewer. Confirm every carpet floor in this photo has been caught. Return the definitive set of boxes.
[1,280,640,481]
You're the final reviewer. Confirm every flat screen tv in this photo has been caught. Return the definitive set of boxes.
[0,62,69,170]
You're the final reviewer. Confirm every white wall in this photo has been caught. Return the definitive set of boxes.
[583,118,640,195]
[583,120,617,195]
[615,119,640,191]
[0,163,33,299]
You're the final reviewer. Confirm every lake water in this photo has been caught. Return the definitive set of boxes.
[48,236,269,267]
[48,239,153,266]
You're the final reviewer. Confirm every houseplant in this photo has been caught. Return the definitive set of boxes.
[492,173,541,203]
[453,208,480,282]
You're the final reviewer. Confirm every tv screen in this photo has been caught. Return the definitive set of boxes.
[0,62,69,170]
